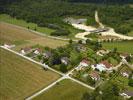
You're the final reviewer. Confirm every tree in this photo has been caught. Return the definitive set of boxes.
[59,64,67,73]
[128,79,133,87]
[27,26,29,29]
[78,40,82,44]
[34,27,37,31]
[113,47,117,53]
[112,84,120,96]
[69,39,73,44]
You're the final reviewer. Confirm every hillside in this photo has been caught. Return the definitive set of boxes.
[1,0,133,36]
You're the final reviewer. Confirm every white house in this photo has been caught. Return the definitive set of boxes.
[120,91,133,99]
[91,64,106,72]
[91,61,112,72]
[20,47,32,55]
[61,57,69,65]
[4,43,15,49]
[121,72,129,78]
[33,48,42,55]
[43,51,52,59]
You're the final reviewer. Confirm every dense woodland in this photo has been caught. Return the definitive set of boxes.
[0,0,133,35]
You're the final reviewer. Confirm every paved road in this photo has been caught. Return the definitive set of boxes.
[122,58,133,70]
[68,77,95,90]
[112,62,123,71]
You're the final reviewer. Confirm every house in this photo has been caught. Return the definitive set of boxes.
[33,48,42,55]
[121,72,129,78]
[75,44,86,52]
[91,60,112,72]
[61,57,69,65]
[3,43,15,48]
[80,59,90,67]
[20,47,32,55]
[91,64,106,72]
[89,71,100,81]
[100,60,112,70]
[96,49,109,56]
[77,59,90,70]
[43,51,52,59]
[121,70,132,78]
[120,91,133,99]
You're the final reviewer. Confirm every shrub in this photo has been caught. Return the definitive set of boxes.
[51,29,70,36]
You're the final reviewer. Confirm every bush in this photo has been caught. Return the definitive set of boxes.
[128,79,133,87]
[51,29,70,36]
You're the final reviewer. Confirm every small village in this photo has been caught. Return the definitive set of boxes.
[2,38,133,99]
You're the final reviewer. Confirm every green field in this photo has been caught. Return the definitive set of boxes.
[103,41,133,54]
[0,14,83,38]
[0,48,60,100]
[128,31,133,36]
[0,14,55,34]
[33,79,91,100]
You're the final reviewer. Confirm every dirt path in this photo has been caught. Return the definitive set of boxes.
[74,11,133,40]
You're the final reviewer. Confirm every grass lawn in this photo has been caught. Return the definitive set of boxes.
[0,22,68,49]
[0,14,83,39]
[103,41,133,54]
[0,14,55,34]
[128,31,133,36]
[33,79,92,100]
[0,48,60,100]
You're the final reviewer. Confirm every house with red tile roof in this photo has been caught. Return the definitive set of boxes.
[100,60,112,69]
[76,59,91,70]
[89,71,100,81]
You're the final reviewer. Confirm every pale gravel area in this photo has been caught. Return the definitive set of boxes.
[73,11,133,40]
[74,23,133,40]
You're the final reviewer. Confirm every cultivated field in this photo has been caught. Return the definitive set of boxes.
[33,79,91,100]
[0,22,68,48]
[103,41,133,54]
[0,48,60,100]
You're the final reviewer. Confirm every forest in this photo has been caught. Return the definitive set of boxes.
[1,0,133,35]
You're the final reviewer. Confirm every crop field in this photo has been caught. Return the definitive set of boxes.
[0,14,55,34]
[0,48,60,100]
[0,22,68,49]
[33,79,91,100]
[103,41,133,54]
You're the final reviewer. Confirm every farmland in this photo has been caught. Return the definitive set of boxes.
[0,22,68,49]
[33,79,91,100]
[0,48,60,100]
[103,41,133,54]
